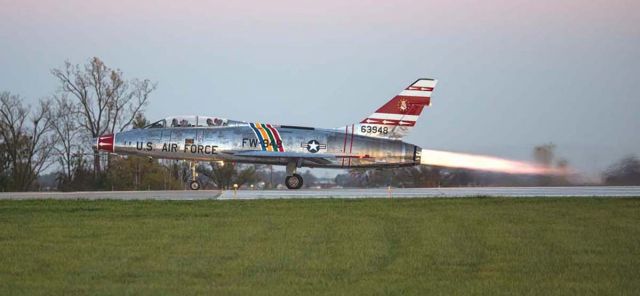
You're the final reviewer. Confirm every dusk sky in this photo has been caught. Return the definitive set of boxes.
[1,0,639,178]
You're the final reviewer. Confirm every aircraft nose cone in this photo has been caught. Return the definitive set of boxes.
[95,134,115,153]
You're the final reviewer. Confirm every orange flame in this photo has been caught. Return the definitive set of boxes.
[420,149,565,175]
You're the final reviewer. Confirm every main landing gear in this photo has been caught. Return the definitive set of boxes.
[285,174,303,190]
[285,160,303,190]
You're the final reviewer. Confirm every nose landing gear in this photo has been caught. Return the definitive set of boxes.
[188,161,201,190]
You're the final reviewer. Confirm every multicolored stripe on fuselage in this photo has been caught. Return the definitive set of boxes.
[249,123,285,152]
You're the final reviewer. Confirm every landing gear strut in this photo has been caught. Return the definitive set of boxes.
[285,160,303,189]
[188,161,201,190]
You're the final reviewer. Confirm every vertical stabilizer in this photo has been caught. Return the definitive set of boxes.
[338,78,437,140]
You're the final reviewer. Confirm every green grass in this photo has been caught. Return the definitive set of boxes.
[1,198,639,295]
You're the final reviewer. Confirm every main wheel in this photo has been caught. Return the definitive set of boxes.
[189,180,201,190]
[285,174,303,189]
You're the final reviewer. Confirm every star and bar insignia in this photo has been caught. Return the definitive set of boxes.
[301,140,326,153]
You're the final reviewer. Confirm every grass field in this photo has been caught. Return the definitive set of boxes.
[1,198,639,295]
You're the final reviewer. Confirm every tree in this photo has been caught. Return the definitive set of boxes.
[0,138,10,190]
[56,154,94,191]
[50,95,85,188]
[106,156,182,190]
[199,162,257,189]
[336,168,397,188]
[0,92,56,191]
[533,143,556,186]
[604,155,640,185]
[395,165,441,187]
[51,57,156,176]
[300,170,318,188]
[533,143,556,167]
[132,112,150,129]
[532,143,573,186]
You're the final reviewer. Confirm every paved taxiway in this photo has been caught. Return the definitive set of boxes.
[0,186,639,200]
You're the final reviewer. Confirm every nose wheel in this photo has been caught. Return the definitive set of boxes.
[189,180,201,190]
[285,174,303,189]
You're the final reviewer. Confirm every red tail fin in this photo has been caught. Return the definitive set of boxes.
[347,78,436,139]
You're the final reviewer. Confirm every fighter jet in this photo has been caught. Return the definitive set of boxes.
[93,78,437,189]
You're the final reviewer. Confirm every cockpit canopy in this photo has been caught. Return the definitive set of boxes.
[144,115,244,129]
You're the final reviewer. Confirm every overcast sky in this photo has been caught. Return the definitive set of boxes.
[1,0,639,177]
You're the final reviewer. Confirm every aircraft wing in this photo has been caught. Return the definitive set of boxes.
[226,150,337,165]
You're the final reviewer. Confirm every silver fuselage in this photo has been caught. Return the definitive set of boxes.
[110,124,421,169]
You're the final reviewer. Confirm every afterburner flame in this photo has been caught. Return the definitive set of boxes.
[420,149,564,175]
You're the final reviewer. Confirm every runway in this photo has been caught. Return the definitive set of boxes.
[0,186,639,200]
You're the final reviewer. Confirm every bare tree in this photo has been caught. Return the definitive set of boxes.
[50,95,84,186]
[51,57,156,175]
[0,138,10,189]
[132,112,150,129]
[0,92,56,191]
